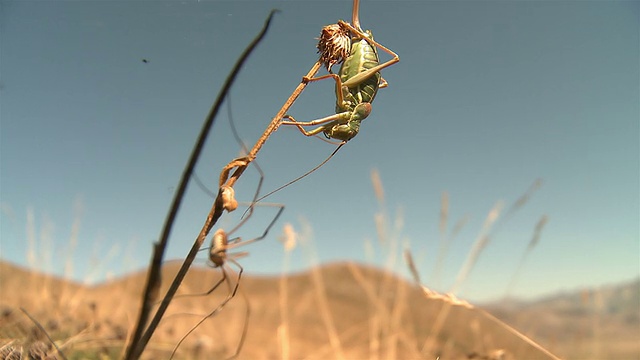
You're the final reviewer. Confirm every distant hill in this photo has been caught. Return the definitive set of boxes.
[485,278,640,359]
[1,260,638,359]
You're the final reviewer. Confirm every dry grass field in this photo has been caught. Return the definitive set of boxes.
[3,2,637,359]
[1,260,638,359]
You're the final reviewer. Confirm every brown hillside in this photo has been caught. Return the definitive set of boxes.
[4,260,629,359]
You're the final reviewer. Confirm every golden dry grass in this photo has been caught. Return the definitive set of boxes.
[2,173,638,359]
[2,259,638,359]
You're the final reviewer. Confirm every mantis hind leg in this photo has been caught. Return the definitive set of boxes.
[300,72,348,108]
[337,21,399,88]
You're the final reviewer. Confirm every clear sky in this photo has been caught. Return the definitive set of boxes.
[1,0,638,303]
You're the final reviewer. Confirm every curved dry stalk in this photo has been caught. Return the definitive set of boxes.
[405,251,560,359]
[124,10,279,359]
[218,60,323,190]
[503,214,549,299]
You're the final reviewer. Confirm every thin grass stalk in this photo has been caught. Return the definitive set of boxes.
[124,11,278,359]
[432,191,449,287]
[307,318,373,360]
[421,201,503,355]
[61,197,82,307]
[450,201,504,295]
[386,269,407,360]
[405,205,560,359]
[371,170,390,354]
[503,214,549,299]
[433,213,473,286]
[19,308,68,360]
[369,314,380,360]
[479,310,562,360]
[489,179,543,238]
[278,223,297,360]
[300,219,345,360]
[346,263,387,359]
[346,263,388,316]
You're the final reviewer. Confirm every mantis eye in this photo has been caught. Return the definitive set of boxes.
[353,103,372,121]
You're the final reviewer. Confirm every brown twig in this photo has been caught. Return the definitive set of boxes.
[219,61,323,189]
[19,307,68,360]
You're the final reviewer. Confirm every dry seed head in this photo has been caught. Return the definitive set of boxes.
[528,214,549,249]
[512,178,544,213]
[317,23,351,72]
[370,168,384,203]
[404,249,422,284]
[279,223,297,251]
[440,191,449,235]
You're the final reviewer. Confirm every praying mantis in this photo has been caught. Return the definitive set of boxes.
[280,0,399,142]
[218,0,399,208]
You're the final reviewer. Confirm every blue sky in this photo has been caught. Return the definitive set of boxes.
[1,0,638,302]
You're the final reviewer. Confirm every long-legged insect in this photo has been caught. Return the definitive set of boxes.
[169,208,282,359]
[169,98,285,359]
[281,0,399,142]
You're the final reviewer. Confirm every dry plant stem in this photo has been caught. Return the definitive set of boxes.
[230,291,251,360]
[19,307,68,360]
[311,256,345,360]
[219,60,323,189]
[450,201,504,295]
[137,185,224,357]
[478,311,561,360]
[422,301,453,356]
[124,10,278,359]
[277,225,297,360]
[503,214,549,299]
[421,202,503,354]
[407,249,560,359]
[432,192,449,286]
[300,220,345,360]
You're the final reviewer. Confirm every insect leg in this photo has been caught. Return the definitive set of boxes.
[171,197,281,357]
[169,264,241,360]
[337,21,400,88]
[169,93,284,358]
[280,112,351,137]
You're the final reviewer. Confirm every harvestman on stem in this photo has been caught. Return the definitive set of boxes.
[170,169,284,359]
[125,12,279,360]
[169,97,285,359]
[128,1,397,356]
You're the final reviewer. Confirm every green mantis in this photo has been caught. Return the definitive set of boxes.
[281,0,399,142]
[218,0,399,206]
[234,0,400,206]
